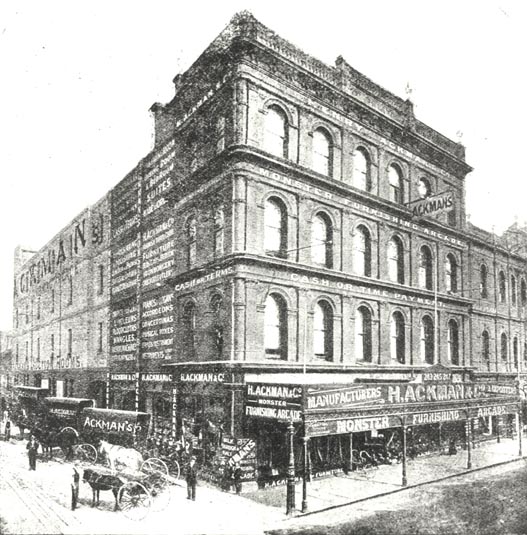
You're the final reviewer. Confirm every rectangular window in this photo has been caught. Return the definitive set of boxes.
[37,298,41,320]
[26,305,29,324]
[37,338,40,362]
[98,322,103,352]
[98,265,104,295]
[68,277,73,305]
[15,309,19,328]
[51,288,55,314]
[16,344,19,366]
[67,328,72,357]
[51,334,54,355]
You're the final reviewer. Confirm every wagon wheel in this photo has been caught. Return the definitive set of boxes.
[74,443,97,464]
[58,427,79,460]
[169,459,181,479]
[118,481,151,521]
[148,475,171,512]
[141,458,168,477]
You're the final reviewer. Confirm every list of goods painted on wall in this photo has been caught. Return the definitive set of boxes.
[110,300,138,362]
[140,290,175,360]
[111,237,139,295]
[111,172,140,240]
[141,218,175,289]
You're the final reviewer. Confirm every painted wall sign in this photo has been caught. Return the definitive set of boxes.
[179,372,226,383]
[110,373,135,381]
[174,266,234,292]
[140,290,174,360]
[408,191,454,218]
[110,302,138,362]
[142,373,172,382]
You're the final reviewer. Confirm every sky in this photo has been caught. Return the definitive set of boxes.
[0,0,525,331]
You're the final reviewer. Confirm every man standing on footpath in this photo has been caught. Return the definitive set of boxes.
[185,455,198,501]
[71,467,80,510]
[26,435,40,470]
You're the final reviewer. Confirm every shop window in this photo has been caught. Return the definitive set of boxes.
[522,278,527,306]
[482,330,490,367]
[264,105,288,158]
[314,300,333,361]
[154,397,171,419]
[445,254,458,293]
[388,236,404,284]
[419,246,433,290]
[420,316,434,364]
[355,306,372,362]
[511,275,517,306]
[390,312,405,364]
[353,147,371,192]
[183,302,197,357]
[264,294,287,359]
[513,337,519,369]
[311,213,333,268]
[264,197,287,258]
[186,216,197,269]
[498,271,506,303]
[353,225,371,277]
[312,128,332,177]
[418,177,432,199]
[388,164,403,204]
[213,206,224,258]
[500,333,508,362]
[480,264,488,299]
[448,320,459,365]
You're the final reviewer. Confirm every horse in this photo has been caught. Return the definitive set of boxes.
[82,468,123,510]
[98,440,143,473]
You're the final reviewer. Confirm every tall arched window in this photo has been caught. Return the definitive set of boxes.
[501,332,508,363]
[482,330,490,368]
[183,302,197,358]
[447,320,459,365]
[419,246,433,290]
[390,312,405,364]
[420,316,434,364]
[418,177,432,199]
[388,164,403,204]
[353,148,371,191]
[313,301,333,361]
[522,278,527,306]
[480,264,488,298]
[513,336,519,369]
[355,306,372,362]
[312,129,332,177]
[353,226,371,277]
[213,206,224,258]
[264,198,287,257]
[264,294,287,359]
[311,213,333,268]
[388,236,404,284]
[511,275,517,306]
[498,271,506,303]
[264,105,288,158]
[445,254,458,293]
[186,216,197,269]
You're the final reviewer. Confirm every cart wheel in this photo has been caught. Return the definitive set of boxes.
[75,443,97,464]
[141,458,168,476]
[118,481,151,521]
[58,427,79,460]
[149,476,171,512]
[169,459,180,479]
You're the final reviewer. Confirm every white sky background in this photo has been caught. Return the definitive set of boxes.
[0,0,525,331]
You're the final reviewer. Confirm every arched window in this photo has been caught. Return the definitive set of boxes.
[355,306,372,362]
[210,293,223,313]
[448,320,459,365]
[498,271,506,303]
[264,105,288,158]
[312,129,332,177]
[522,278,527,306]
[482,330,490,367]
[264,198,287,257]
[390,312,405,364]
[511,275,517,306]
[500,333,508,363]
[388,236,404,284]
[420,316,434,364]
[311,213,333,268]
[264,294,287,359]
[213,206,224,258]
[418,246,433,290]
[353,148,371,191]
[418,177,432,199]
[480,264,488,299]
[445,254,458,293]
[513,336,519,369]
[186,216,197,269]
[388,164,403,204]
[183,302,197,357]
[353,226,371,277]
[313,301,333,361]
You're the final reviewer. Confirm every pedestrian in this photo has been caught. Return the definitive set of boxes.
[233,462,243,495]
[448,438,457,455]
[26,435,40,470]
[185,455,198,501]
[71,468,80,510]
[4,420,11,441]
[221,462,232,492]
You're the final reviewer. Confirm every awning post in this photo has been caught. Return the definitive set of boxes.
[401,420,407,486]
[286,419,296,516]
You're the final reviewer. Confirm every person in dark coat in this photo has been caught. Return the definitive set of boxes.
[233,462,243,495]
[26,435,40,470]
[185,456,198,501]
[4,420,11,441]
[71,468,80,510]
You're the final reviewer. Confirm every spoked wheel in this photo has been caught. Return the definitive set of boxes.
[57,427,79,461]
[118,481,151,521]
[74,443,97,464]
[141,458,168,477]
[169,459,180,480]
[148,476,171,512]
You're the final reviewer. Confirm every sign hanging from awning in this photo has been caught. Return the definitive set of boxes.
[408,190,454,219]
[245,383,303,422]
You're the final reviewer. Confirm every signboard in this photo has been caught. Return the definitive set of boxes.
[219,436,257,481]
[245,383,303,422]
[306,415,400,437]
[82,408,150,437]
[140,290,175,361]
[408,190,454,219]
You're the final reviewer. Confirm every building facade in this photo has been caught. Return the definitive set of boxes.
[10,12,526,486]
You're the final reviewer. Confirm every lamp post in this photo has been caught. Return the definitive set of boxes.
[286,419,296,516]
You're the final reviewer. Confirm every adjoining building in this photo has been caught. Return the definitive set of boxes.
[10,12,527,489]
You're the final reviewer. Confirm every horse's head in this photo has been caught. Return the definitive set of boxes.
[82,469,91,483]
